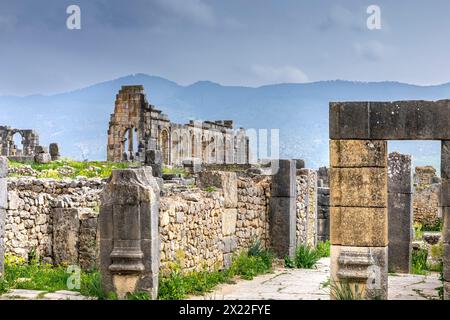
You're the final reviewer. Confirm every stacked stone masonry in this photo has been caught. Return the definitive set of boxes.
[2,166,320,274]
[107,86,249,165]
[5,177,103,270]
[413,166,442,228]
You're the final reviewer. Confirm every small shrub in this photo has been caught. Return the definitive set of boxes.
[330,281,363,300]
[291,245,321,269]
[204,186,217,193]
[423,219,443,232]
[414,222,424,240]
[412,248,428,275]
[316,240,331,258]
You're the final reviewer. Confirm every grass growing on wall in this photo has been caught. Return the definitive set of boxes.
[8,158,141,179]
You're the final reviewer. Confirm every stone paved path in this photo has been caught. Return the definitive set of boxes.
[0,258,442,300]
[189,258,442,300]
[0,289,94,300]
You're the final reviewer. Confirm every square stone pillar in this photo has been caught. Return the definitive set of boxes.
[0,157,7,277]
[269,159,297,258]
[317,187,330,242]
[330,140,388,299]
[388,152,413,273]
[441,141,450,299]
[99,167,160,299]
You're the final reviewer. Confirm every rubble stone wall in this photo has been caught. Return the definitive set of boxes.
[4,178,103,269]
[4,169,318,272]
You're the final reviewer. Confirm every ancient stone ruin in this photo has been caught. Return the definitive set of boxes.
[388,152,413,274]
[330,100,450,299]
[0,125,59,164]
[107,86,249,165]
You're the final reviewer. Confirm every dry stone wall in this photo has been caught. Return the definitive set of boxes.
[413,166,441,228]
[5,177,103,269]
[3,166,319,273]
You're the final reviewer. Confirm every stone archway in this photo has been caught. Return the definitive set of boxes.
[329,100,450,300]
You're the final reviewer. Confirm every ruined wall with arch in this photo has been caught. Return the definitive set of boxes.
[107,86,250,166]
[0,126,40,160]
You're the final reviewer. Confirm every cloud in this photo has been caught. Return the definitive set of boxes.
[154,0,217,27]
[251,65,309,84]
[0,14,17,32]
[354,40,386,61]
[318,5,364,32]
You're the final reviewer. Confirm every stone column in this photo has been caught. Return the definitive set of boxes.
[317,187,330,242]
[269,159,297,258]
[330,140,388,300]
[99,167,160,299]
[441,141,450,299]
[0,157,7,277]
[387,152,413,273]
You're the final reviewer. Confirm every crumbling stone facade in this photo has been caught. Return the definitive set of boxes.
[107,86,249,165]
[413,166,442,229]
[0,125,59,164]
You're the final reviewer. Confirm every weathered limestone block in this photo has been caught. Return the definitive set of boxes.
[330,167,387,207]
[330,207,387,247]
[52,208,80,265]
[49,143,60,161]
[222,208,237,236]
[444,244,450,282]
[388,240,411,273]
[330,140,387,168]
[79,211,99,271]
[99,167,160,299]
[388,153,412,194]
[145,150,162,178]
[443,207,450,243]
[198,171,237,208]
[330,100,450,140]
[34,152,52,164]
[271,159,296,198]
[388,193,413,241]
[444,281,450,300]
[331,245,388,300]
[0,157,6,276]
[269,197,296,258]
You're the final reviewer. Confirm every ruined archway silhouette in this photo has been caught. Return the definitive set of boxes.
[329,100,450,300]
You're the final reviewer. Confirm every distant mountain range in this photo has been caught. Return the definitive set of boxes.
[0,73,448,169]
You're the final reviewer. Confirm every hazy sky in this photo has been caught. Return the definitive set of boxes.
[2,0,450,95]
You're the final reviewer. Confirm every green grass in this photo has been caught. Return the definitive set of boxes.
[162,166,188,177]
[8,158,141,180]
[0,255,103,298]
[414,222,424,240]
[423,219,443,232]
[316,241,331,258]
[285,244,322,269]
[412,248,429,275]
[158,240,273,300]
[330,281,363,300]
